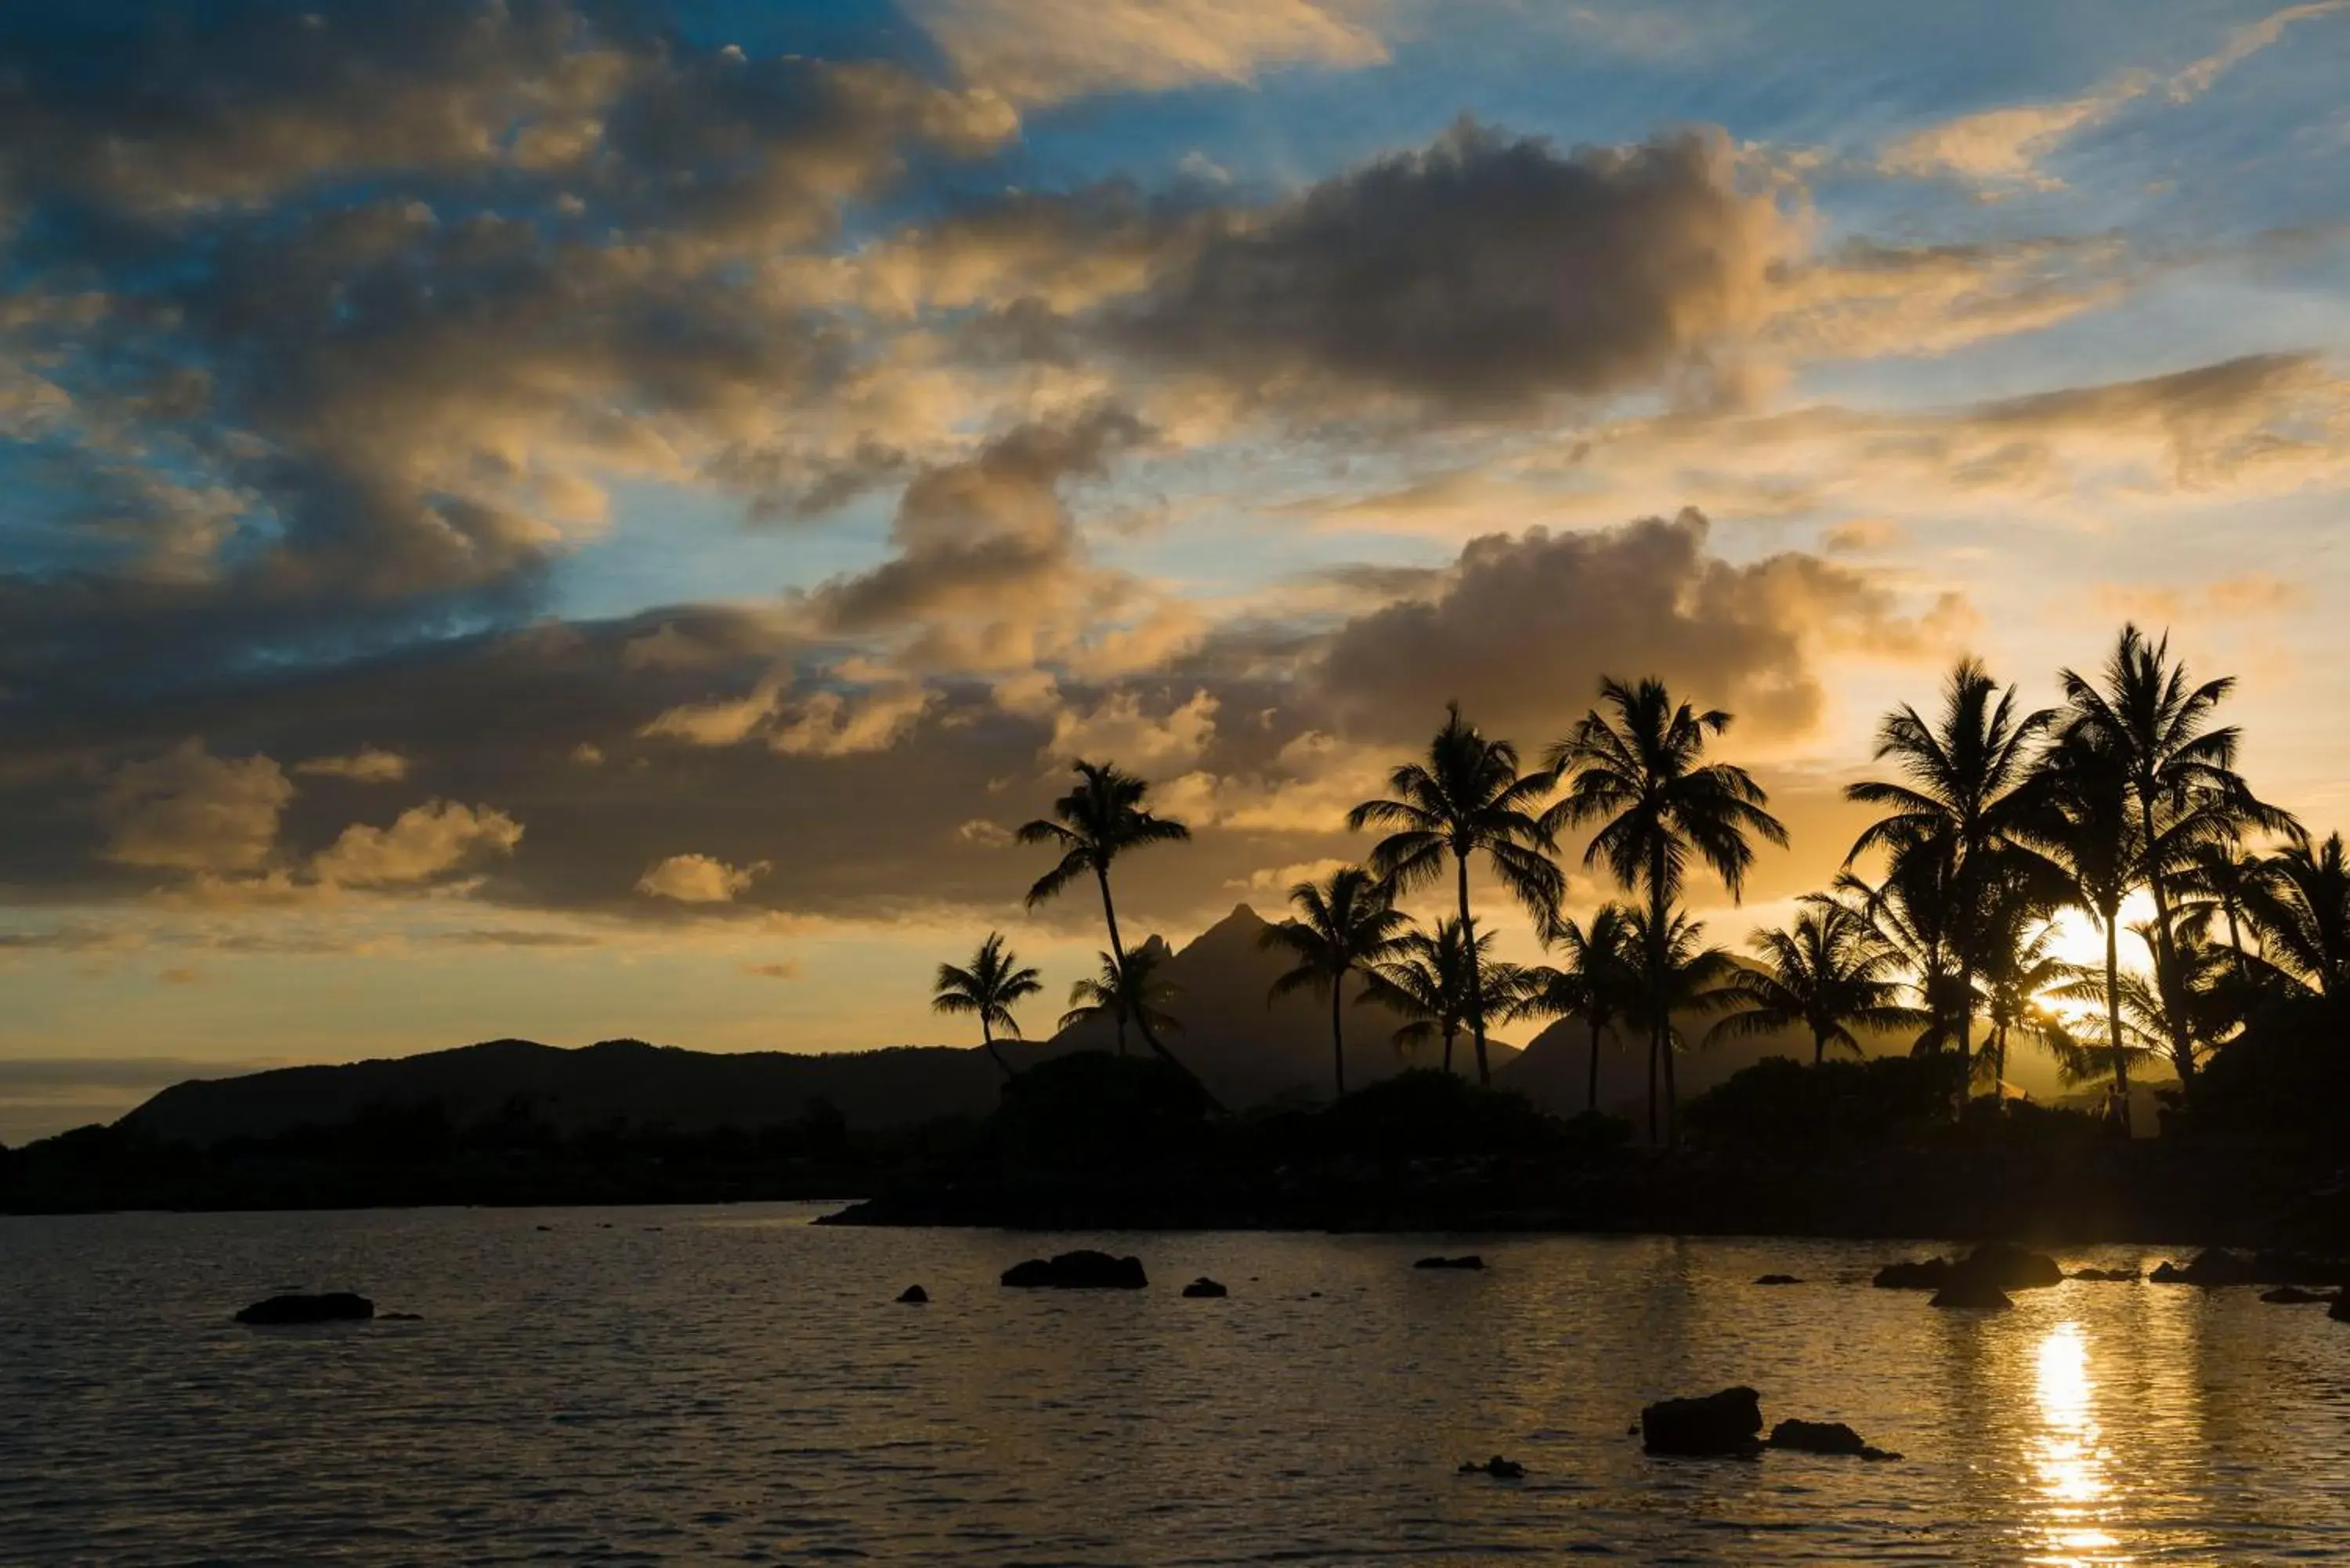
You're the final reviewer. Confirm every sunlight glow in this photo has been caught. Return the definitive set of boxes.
[2041,894,2160,979]
[2030,1321,2126,1565]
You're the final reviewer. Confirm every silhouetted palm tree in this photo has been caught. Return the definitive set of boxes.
[2026,730,2146,1119]
[2058,625,2295,1085]
[1823,857,1970,1056]
[1361,916,1521,1076]
[1972,898,2071,1100]
[1845,658,2054,1083]
[1617,906,1738,1135]
[1707,902,1922,1066]
[1348,703,1562,1086]
[1059,947,1182,1046]
[1510,903,1640,1115]
[2182,836,2279,985]
[1263,867,1413,1097]
[2243,833,2350,997]
[1546,677,1784,1144]
[1021,760,1213,1100]
[931,932,1043,1079]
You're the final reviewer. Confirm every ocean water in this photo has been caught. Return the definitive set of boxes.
[4,1205,2348,1564]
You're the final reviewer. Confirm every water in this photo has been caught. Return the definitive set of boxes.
[4,1206,2348,1563]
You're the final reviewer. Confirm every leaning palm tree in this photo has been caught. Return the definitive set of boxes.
[1347,703,1563,1086]
[1360,917,1521,1076]
[2057,625,2296,1086]
[1058,946,1182,1048]
[1972,900,2072,1100]
[2180,836,2276,985]
[931,932,1043,1079]
[1706,902,1922,1066]
[2243,833,2350,997]
[1509,903,1640,1115]
[1844,657,2055,1079]
[1021,759,1213,1100]
[1546,677,1786,1144]
[1262,866,1413,1097]
[1821,855,1971,1057]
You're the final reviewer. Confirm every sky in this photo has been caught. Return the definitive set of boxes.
[2,0,2348,1140]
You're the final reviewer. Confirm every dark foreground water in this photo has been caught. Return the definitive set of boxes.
[5,1206,2349,1564]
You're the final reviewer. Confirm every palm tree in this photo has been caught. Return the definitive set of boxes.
[1262,867,1413,1097]
[1021,760,1213,1100]
[1546,677,1786,1144]
[1347,703,1563,1086]
[1706,902,1922,1066]
[1510,904,1640,1115]
[1360,917,1522,1076]
[1972,899,2072,1101]
[1059,946,1182,1046]
[1844,658,2055,1083]
[2243,833,2350,997]
[2183,837,2278,985]
[1617,905,1738,1137]
[2026,729,2153,1122]
[931,932,1043,1078]
[1824,856,1971,1057]
[2057,625,2295,1086]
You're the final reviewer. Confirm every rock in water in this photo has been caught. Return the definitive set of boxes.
[1754,1274,1803,1286]
[1641,1387,1763,1456]
[1458,1455,1524,1479]
[1180,1277,1228,1299]
[1873,1259,1950,1290]
[2331,1294,2350,1323]
[999,1251,1148,1289]
[2069,1267,2140,1281]
[234,1292,374,1325]
[1930,1278,2014,1310]
[1414,1255,1484,1270]
[2260,1285,2329,1304]
[1957,1242,2063,1290]
[896,1285,929,1304]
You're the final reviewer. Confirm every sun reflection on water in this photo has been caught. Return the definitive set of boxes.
[2032,1321,2127,1564]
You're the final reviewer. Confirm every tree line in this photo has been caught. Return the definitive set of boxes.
[933,624,2348,1143]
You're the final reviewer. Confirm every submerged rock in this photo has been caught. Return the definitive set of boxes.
[1414,1255,1484,1270]
[1754,1274,1803,1286]
[379,1311,424,1322]
[1766,1419,1900,1461]
[896,1284,929,1304]
[1878,1242,2059,1293]
[1458,1455,1524,1479]
[1000,1250,1148,1289]
[2331,1293,2350,1323]
[2259,1285,2330,1304]
[234,1292,374,1325]
[2152,1249,2261,1286]
[1930,1278,2014,1310]
[2069,1267,2141,1281]
[1180,1277,1228,1299]
[1641,1386,1763,1456]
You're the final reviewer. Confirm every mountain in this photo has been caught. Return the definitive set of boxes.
[118,905,1523,1147]
[1028,904,1520,1104]
[123,1039,1004,1147]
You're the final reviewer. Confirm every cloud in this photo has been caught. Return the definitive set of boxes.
[1043,688,1220,767]
[641,676,938,757]
[1314,508,1965,746]
[1116,123,1795,420]
[309,800,523,887]
[637,853,767,904]
[909,0,1387,105]
[295,747,410,783]
[1878,2,2348,188]
[2088,573,2310,625]
[100,742,293,874]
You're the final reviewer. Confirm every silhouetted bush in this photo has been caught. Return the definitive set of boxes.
[1683,1055,1964,1152]
[2183,993,2350,1143]
[978,1051,1212,1169]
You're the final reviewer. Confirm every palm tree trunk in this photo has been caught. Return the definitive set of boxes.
[1094,866,1223,1110]
[2104,910,2130,1133]
[1647,844,1674,1147]
[1330,973,1347,1097]
[1459,854,1491,1086]
[1442,1025,1456,1075]
[1813,1028,1827,1068]
[982,1017,1014,1080]
[1587,1020,1603,1115]
[2138,795,2194,1086]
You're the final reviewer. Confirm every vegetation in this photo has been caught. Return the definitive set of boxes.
[1058,946,1181,1053]
[931,933,1042,1078]
[1260,866,1413,1096]
[920,619,2334,1160]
